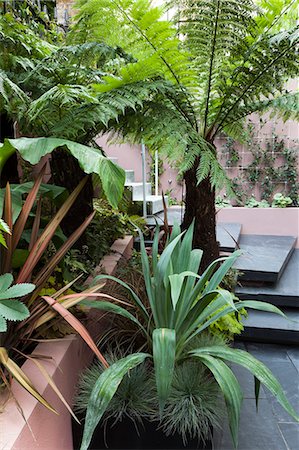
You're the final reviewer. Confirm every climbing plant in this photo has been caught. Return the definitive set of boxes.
[222,130,298,205]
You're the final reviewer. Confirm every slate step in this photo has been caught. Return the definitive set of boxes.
[124,182,152,200]
[236,249,299,308]
[234,234,297,283]
[216,222,242,252]
[135,195,169,215]
[125,169,135,183]
[238,308,299,345]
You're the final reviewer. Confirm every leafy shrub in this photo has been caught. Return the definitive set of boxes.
[86,199,145,267]
[271,193,293,208]
[245,197,270,208]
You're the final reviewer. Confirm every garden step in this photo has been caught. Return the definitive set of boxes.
[125,169,135,183]
[124,182,152,200]
[234,234,297,283]
[238,308,299,345]
[135,195,169,215]
[236,249,299,308]
[216,222,242,252]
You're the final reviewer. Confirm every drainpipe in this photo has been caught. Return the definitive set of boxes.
[141,140,147,218]
[155,150,159,196]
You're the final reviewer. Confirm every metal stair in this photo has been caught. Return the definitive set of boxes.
[111,159,168,216]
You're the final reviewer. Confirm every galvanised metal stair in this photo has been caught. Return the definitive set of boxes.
[108,160,169,216]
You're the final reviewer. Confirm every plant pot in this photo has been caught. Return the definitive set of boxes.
[72,416,213,450]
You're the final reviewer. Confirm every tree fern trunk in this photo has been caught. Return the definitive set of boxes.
[0,113,19,187]
[50,149,94,245]
[182,159,219,271]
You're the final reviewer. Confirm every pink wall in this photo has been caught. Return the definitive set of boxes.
[217,207,299,247]
[96,134,184,199]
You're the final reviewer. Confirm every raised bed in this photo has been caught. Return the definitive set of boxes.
[0,236,133,450]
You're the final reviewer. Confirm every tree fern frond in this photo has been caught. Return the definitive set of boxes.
[0,70,29,116]
[211,26,299,137]
[177,0,255,127]
[70,0,198,126]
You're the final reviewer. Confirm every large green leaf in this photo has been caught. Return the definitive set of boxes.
[191,353,243,449]
[190,346,299,423]
[0,315,7,332]
[0,138,125,208]
[153,328,176,413]
[0,282,35,299]
[0,299,30,321]
[0,273,13,292]
[92,274,149,320]
[80,352,149,450]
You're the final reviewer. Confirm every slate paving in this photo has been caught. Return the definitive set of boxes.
[233,235,296,283]
[236,250,299,308]
[215,342,299,450]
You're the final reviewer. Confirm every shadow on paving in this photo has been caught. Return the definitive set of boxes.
[214,342,299,450]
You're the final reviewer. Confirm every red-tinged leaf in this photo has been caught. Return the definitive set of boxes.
[29,196,42,252]
[32,212,95,293]
[41,296,109,369]
[12,165,46,254]
[14,348,80,424]
[16,177,88,283]
[30,289,120,330]
[2,183,13,272]
[0,347,57,413]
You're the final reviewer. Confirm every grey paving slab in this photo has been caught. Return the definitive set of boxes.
[245,343,294,362]
[287,348,299,373]
[216,222,242,252]
[228,363,267,399]
[145,206,184,226]
[278,422,299,450]
[241,310,299,332]
[257,360,299,424]
[236,249,299,308]
[216,342,299,450]
[233,235,297,283]
[217,399,288,450]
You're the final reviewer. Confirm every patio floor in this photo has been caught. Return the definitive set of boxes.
[215,342,299,450]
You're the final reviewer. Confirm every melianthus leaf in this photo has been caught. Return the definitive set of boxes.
[0,283,35,299]
[0,299,30,321]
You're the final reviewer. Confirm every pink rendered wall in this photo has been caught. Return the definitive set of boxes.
[97,134,184,199]
[217,207,299,247]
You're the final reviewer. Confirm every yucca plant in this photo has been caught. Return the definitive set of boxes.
[78,223,299,449]
[0,169,112,414]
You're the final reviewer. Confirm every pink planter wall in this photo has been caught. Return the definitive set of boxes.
[217,207,299,247]
[1,236,133,450]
